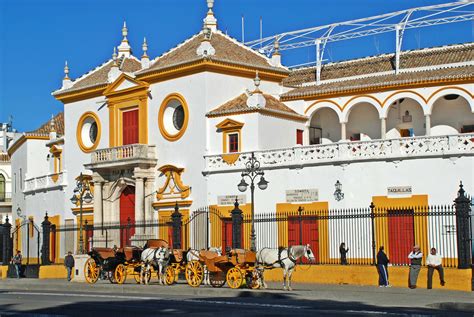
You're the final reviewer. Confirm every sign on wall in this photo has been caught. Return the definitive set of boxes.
[286,189,319,203]
[387,186,412,196]
[217,195,246,205]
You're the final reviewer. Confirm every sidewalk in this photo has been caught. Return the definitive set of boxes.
[1,278,473,312]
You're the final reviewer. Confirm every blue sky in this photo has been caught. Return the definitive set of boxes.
[0,0,472,132]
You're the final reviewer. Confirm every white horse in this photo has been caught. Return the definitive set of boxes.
[140,246,170,285]
[256,244,316,291]
[186,247,222,285]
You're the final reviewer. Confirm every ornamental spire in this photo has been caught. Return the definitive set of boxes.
[141,37,150,69]
[271,38,282,67]
[109,47,121,82]
[61,61,73,89]
[247,70,266,108]
[203,0,217,32]
[117,21,132,57]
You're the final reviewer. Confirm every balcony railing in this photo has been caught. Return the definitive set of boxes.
[0,192,12,203]
[90,144,156,164]
[204,133,474,173]
[23,171,67,193]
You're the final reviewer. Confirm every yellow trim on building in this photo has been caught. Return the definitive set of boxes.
[7,135,50,156]
[156,165,191,201]
[158,93,189,142]
[216,118,244,164]
[372,195,429,264]
[276,202,329,263]
[76,111,101,153]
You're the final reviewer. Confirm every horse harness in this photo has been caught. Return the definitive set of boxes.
[259,246,298,268]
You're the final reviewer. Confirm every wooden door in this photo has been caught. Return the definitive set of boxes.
[122,109,139,145]
[222,219,233,254]
[120,186,136,247]
[388,209,414,265]
[296,129,304,145]
[288,217,319,263]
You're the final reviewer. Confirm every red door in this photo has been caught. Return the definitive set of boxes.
[296,130,304,145]
[288,216,319,263]
[122,109,139,145]
[120,186,136,247]
[388,209,414,265]
[50,226,56,263]
[222,219,233,254]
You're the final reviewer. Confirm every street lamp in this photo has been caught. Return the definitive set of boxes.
[70,173,93,254]
[237,152,268,252]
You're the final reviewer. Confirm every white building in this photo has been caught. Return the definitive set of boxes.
[10,1,474,264]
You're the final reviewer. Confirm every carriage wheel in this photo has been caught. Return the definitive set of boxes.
[185,261,203,287]
[165,266,176,285]
[108,271,117,284]
[174,267,180,283]
[209,271,226,288]
[226,267,243,289]
[114,264,127,284]
[84,258,99,284]
[246,270,260,289]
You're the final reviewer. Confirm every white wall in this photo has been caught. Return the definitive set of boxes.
[309,107,341,143]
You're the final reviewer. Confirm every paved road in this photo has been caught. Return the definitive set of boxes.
[0,279,473,316]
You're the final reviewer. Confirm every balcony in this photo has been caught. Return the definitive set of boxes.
[23,171,67,194]
[0,192,12,205]
[203,133,474,174]
[86,144,157,171]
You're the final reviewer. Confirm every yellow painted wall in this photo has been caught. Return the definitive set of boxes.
[263,265,472,292]
[0,265,8,279]
[15,219,21,253]
[276,202,329,263]
[372,195,429,264]
[157,209,190,248]
[39,265,68,279]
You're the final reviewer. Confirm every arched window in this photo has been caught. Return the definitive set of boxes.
[0,174,5,202]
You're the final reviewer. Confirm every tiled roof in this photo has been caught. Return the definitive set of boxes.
[53,57,142,95]
[283,43,474,88]
[281,65,474,100]
[28,112,65,136]
[207,92,307,121]
[138,31,288,75]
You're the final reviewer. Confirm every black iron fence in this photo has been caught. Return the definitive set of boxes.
[1,184,472,270]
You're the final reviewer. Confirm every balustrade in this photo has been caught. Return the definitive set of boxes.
[204,133,474,172]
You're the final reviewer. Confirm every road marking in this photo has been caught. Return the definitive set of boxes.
[5,292,309,310]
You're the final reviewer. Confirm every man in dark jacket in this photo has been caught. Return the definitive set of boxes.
[377,246,390,287]
[64,251,75,281]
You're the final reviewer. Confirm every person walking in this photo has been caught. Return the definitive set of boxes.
[408,245,423,289]
[377,246,390,287]
[12,250,22,279]
[426,247,445,289]
[339,242,349,265]
[64,251,75,282]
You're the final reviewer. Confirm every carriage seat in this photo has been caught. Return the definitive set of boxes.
[230,249,256,264]
[145,239,169,249]
[199,250,220,262]
[93,247,116,259]
[122,246,142,262]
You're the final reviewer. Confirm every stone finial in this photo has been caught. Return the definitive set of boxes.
[117,21,132,57]
[50,114,56,133]
[196,26,215,57]
[109,47,121,83]
[271,38,282,67]
[247,70,266,108]
[61,61,73,89]
[141,37,150,69]
[203,0,217,32]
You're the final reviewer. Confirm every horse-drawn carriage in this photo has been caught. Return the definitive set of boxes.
[186,249,260,289]
[84,246,142,284]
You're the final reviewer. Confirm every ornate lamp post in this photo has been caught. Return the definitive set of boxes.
[237,152,268,252]
[70,173,93,254]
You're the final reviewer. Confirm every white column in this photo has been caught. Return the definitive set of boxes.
[340,122,347,141]
[381,117,386,139]
[425,114,431,136]
[135,177,144,235]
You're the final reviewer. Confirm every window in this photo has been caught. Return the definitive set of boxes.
[228,133,239,153]
[0,174,5,202]
[296,129,304,145]
[159,93,189,142]
[77,112,101,152]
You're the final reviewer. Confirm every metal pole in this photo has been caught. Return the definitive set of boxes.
[250,181,256,252]
[370,202,376,265]
[79,193,84,254]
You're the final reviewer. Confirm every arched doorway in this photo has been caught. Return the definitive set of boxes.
[120,186,135,247]
[0,174,5,202]
[309,107,341,144]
